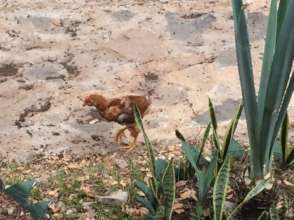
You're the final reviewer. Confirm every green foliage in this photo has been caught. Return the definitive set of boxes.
[277,113,294,167]
[2,180,49,220]
[175,129,207,172]
[208,100,244,163]
[269,205,280,220]
[228,179,270,219]
[231,0,294,179]
[257,211,270,220]
[162,161,176,220]
[196,151,218,205]
[134,106,176,220]
[213,157,230,220]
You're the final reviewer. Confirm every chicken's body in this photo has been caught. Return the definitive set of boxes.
[83,94,151,152]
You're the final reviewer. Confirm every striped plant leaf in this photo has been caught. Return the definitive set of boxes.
[228,179,270,219]
[269,205,280,220]
[134,105,157,191]
[162,161,176,220]
[213,157,230,220]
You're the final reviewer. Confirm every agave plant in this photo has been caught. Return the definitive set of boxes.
[212,157,270,220]
[134,106,176,220]
[277,115,294,168]
[208,99,244,163]
[1,180,49,220]
[231,0,294,179]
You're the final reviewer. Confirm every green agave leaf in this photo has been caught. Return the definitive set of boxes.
[197,151,218,204]
[277,0,290,36]
[222,103,243,160]
[269,205,280,220]
[134,105,157,190]
[155,207,165,220]
[228,139,244,159]
[213,157,230,220]
[272,72,294,150]
[208,99,222,153]
[197,122,211,165]
[286,148,294,165]
[231,0,258,160]
[29,201,49,220]
[228,179,270,219]
[135,180,157,206]
[258,0,279,126]
[257,211,269,220]
[280,194,289,219]
[4,180,34,209]
[176,130,204,172]
[190,203,203,220]
[162,161,176,220]
[136,196,156,215]
[273,141,282,161]
[262,1,294,172]
[209,98,218,130]
[155,159,168,181]
[146,213,156,220]
[281,113,289,163]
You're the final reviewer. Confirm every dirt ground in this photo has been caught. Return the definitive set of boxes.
[0,0,293,162]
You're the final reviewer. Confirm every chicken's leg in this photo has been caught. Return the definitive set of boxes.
[115,126,128,144]
[120,125,139,152]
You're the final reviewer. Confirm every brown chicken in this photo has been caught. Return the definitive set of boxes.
[83,94,151,152]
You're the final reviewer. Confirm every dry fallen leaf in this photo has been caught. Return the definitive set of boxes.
[180,188,196,200]
[47,189,59,197]
[67,163,81,169]
[125,206,148,216]
[81,184,96,198]
[176,180,187,187]
[48,203,60,214]
[283,180,294,187]
[173,202,185,214]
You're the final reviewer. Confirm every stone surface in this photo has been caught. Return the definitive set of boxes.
[97,190,128,206]
[0,0,292,162]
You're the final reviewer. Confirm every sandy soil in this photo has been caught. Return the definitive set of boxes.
[0,0,293,162]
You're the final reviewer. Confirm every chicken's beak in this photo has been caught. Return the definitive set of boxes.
[77,96,86,106]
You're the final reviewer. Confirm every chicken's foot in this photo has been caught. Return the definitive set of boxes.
[115,126,127,144]
[120,136,138,153]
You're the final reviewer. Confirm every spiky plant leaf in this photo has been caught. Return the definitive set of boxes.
[281,113,289,163]
[29,201,50,220]
[222,103,243,159]
[190,203,203,220]
[155,159,168,181]
[213,157,230,220]
[135,180,157,206]
[162,161,176,220]
[134,105,157,190]
[257,211,269,220]
[4,180,34,209]
[209,98,218,130]
[231,0,258,166]
[176,130,204,172]
[258,0,294,176]
[228,179,270,219]
[269,205,280,220]
[136,196,156,215]
[197,122,211,165]
[258,0,279,118]
[208,99,222,153]
[197,151,218,204]
[228,139,244,159]
[286,149,294,165]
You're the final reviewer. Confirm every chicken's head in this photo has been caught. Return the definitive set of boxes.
[82,94,108,110]
[83,95,94,106]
